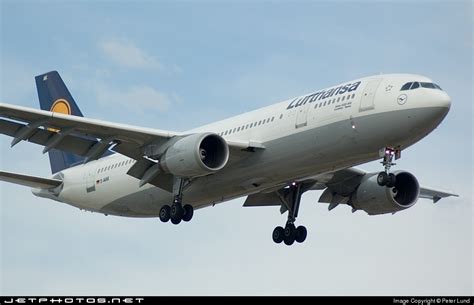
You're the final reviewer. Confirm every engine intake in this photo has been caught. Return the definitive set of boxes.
[352,171,420,215]
[160,133,229,178]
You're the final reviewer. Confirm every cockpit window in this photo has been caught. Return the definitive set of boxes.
[401,82,412,91]
[401,81,443,91]
[420,82,436,89]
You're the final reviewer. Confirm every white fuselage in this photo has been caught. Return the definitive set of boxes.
[33,74,451,217]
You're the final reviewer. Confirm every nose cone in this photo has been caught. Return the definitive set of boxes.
[434,91,452,109]
[430,91,451,121]
[415,91,451,137]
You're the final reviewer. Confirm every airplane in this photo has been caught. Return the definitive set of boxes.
[0,71,458,246]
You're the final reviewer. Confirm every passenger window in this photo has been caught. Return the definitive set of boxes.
[271,117,275,122]
[352,93,355,99]
[237,127,240,132]
[401,82,412,91]
[342,96,345,101]
[410,82,420,89]
[279,114,283,119]
[337,97,341,102]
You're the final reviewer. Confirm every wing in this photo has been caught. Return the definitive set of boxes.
[0,170,62,189]
[0,102,264,190]
[244,167,458,213]
[1,102,264,158]
[0,102,180,160]
[419,186,459,203]
[316,167,458,209]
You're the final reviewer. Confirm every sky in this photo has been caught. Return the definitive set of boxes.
[0,0,472,296]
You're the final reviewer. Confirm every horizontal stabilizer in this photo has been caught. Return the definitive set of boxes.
[0,170,62,189]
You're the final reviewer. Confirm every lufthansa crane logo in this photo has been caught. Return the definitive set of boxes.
[48,99,71,132]
[50,99,71,115]
[397,94,407,105]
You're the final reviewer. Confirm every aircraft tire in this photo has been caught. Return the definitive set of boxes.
[283,224,296,246]
[377,172,388,186]
[182,204,194,222]
[386,173,396,188]
[171,203,184,219]
[159,205,171,222]
[272,226,284,244]
[295,226,307,243]
[171,216,182,225]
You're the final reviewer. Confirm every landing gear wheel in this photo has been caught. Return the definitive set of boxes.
[182,204,194,222]
[170,216,181,225]
[272,226,284,244]
[377,172,388,186]
[283,224,296,246]
[159,205,171,223]
[295,226,307,243]
[386,173,396,188]
[170,203,184,219]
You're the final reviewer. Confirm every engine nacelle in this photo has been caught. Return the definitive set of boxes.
[352,171,420,215]
[160,133,229,178]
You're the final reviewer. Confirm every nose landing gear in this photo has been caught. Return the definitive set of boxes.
[377,147,401,187]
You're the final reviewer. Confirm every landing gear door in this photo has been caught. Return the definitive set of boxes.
[359,78,382,112]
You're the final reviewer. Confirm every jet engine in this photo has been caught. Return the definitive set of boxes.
[351,171,420,215]
[160,133,229,177]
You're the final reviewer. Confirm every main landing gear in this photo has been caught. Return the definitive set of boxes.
[272,182,308,246]
[377,147,401,188]
[159,178,194,225]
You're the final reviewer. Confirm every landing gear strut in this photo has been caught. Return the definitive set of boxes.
[272,182,308,246]
[159,178,194,224]
[377,147,400,187]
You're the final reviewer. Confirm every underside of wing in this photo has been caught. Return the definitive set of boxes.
[243,167,458,215]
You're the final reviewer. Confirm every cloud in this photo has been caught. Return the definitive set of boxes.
[99,39,161,69]
[95,84,173,114]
